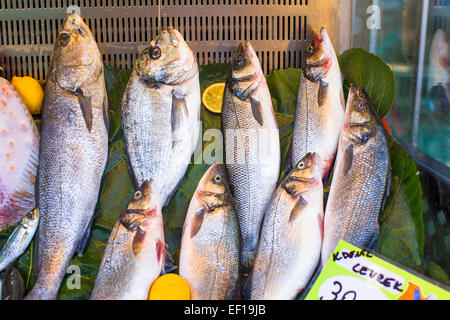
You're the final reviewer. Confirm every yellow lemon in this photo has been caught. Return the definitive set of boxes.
[148,273,191,300]
[11,76,44,115]
[202,82,225,113]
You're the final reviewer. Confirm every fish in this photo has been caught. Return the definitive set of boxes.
[0,77,39,231]
[0,209,39,272]
[292,27,345,179]
[0,265,25,300]
[25,13,109,300]
[122,26,200,207]
[320,86,391,266]
[221,42,280,273]
[179,164,241,300]
[90,180,165,300]
[244,152,323,300]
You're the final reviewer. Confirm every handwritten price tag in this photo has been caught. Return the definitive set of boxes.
[305,240,450,300]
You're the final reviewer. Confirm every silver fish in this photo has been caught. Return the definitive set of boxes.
[179,164,241,300]
[244,152,323,300]
[222,42,280,272]
[25,13,109,300]
[292,27,345,179]
[0,209,39,272]
[0,77,39,231]
[91,180,165,300]
[321,86,390,266]
[122,26,200,207]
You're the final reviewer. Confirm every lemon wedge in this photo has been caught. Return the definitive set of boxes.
[202,82,225,113]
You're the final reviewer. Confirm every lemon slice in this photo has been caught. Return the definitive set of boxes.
[11,76,44,115]
[148,273,191,300]
[202,82,225,113]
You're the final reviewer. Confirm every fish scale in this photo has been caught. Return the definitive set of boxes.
[321,87,390,266]
[25,13,109,300]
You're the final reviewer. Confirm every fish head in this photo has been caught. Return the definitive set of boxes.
[229,42,263,100]
[195,163,232,213]
[343,86,378,145]
[52,13,102,92]
[21,208,39,230]
[120,179,162,232]
[304,27,334,82]
[284,152,321,197]
[135,27,197,84]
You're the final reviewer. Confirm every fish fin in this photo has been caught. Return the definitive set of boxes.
[163,242,177,274]
[343,144,353,176]
[190,209,205,238]
[318,80,329,106]
[250,98,264,126]
[284,140,293,176]
[289,196,308,223]
[76,88,93,133]
[102,90,110,133]
[75,217,94,257]
[132,227,147,256]
[156,239,165,266]
[171,95,188,147]
[366,226,380,251]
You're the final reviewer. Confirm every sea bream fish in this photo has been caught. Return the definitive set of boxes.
[25,13,109,300]
[244,152,323,300]
[122,26,200,207]
[0,209,39,272]
[179,164,241,300]
[321,87,390,266]
[0,78,39,231]
[292,27,345,179]
[222,42,280,272]
[91,180,165,300]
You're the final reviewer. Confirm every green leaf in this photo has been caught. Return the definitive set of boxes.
[375,137,424,271]
[338,48,396,118]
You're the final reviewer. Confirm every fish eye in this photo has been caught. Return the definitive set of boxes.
[150,46,161,60]
[233,56,244,69]
[298,161,305,169]
[58,32,70,47]
[307,42,314,54]
[134,190,142,200]
[76,27,86,35]
[356,101,367,112]
[213,174,222,184]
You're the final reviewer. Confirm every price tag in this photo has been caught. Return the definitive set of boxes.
[305,240,450,300]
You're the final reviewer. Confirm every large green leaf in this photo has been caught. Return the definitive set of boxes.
[338,48,396,118]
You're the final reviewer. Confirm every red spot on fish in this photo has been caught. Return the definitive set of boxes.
[9,140,15,147]
[1,98,6,106]
[382,117,392,135]
[5,152,12,159]
[1,129,7,135]
[156,239,164,265]
[146,207,157,218]
[439,57,448,68]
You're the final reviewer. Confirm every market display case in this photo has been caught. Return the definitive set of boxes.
[0,0,448,301]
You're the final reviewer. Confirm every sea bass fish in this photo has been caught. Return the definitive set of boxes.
[122,26,200,207]
[0,209,39,272]
[244,152,323,300]
[91,180,165,300]
[292,27,345,179]
[25,13,109,300]
[0,78,39,230]
[222,42,280,272]
[321,87,390,266]
[179,164,240,300]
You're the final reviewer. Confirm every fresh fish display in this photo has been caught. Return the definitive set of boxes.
[0,209,39,272]
[122,26,201,207]
[292,27,345,179]
[321,86,390,266]
[221,42,280,272]
[91,180,165,300]
[0,78,39,231]
[179,164,240,300]
[244,152,323,300]
[0,265,25,300]
[25,13,109,300]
